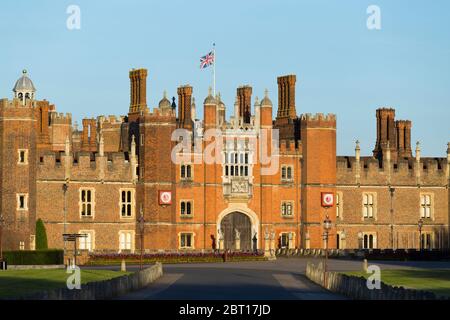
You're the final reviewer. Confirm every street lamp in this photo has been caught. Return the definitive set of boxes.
[418,218,424,251]
[62,182,69,256]
[323,214,332,287]
[138,210,145,270]
[0,214,5,263]
[389,187,395,249]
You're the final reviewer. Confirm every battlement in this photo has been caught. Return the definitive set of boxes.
[99,115,125,125]
[279,139,301,153]
[37,150,136,182]
[50,111,72,125]
[337,155,448,186]
[0,98,35,110]
[300,113,336,128]
[144,107,177,121]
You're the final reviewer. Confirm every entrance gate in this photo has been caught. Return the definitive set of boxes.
[220,212,252,251]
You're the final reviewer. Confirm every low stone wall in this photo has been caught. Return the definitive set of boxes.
[8,264,65,270]
[306,262,442,300]
[278,248,450,261]
[12,263,163,300]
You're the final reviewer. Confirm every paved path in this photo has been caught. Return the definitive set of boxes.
[105,257,450,300]
[117,258,348,300]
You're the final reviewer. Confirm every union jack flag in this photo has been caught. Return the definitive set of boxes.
[200,51,214,69]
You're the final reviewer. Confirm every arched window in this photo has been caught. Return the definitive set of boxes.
[364,235,368,249]
[181,165,186,178]
[181,202,185,215]
[369,235,374,249]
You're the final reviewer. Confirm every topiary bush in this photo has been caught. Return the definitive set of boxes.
[35,218,48,250]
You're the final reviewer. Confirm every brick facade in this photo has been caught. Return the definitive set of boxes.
[0,69,448,253]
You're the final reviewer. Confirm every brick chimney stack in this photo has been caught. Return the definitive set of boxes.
[276,75,296,120]
[237,85,252,124]
[177,85,193,130]
[128,68,148,121]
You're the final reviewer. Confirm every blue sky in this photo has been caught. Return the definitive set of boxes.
[0,0,449,156]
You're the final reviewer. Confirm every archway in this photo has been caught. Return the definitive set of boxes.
[220,212,252,251]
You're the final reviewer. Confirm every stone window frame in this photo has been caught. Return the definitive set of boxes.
[16,193,28,211]
[119,188,135,219]
[118,230,135,252]
[78,230,95,252]
[281,201,294,218]
[362,192,377,220]
[180,163,193,180]
[281,165,294,182]
[17,149,28,165]
[179,232,195,249]
[419,193,434,220]
[140,134,144,147]
[180,200,194,218]
[79,188,95,218]
[420,231,434,250]
[19,241,25,251]
[336,192,343,220]
[362,232,377,249]
[279,232,295,248]
[336,231,346,249]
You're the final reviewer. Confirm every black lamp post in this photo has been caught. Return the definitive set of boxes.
[0,214,5,262]
[62,182,69,255]
[418,218,424,251]
[138,211,145,270]
[389,187,395,249]
[323,214,332,287]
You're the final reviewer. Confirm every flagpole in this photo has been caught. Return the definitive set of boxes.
[213,43,216,97]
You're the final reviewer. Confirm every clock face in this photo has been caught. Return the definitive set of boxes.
[159,191,172,205]
[321,192,334,207]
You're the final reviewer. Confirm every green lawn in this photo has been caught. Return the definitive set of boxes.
[344,269,450,298]
[0,269,130,299]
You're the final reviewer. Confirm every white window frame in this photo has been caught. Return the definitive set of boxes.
[79,188,95,218]
[281,201,294,218]
[18,149,28,165]
[119,189,135,218]
[336,192,343,219]
[119,230,135,252]
[180,200,194,217]
[362,193,376,219]
[362,232,377,249]
[17,193,28,211]
[281,165,294,182]
[79,230,95,252]
[420,193,433,220]
[179,232,195,249]
[180,164,193,180]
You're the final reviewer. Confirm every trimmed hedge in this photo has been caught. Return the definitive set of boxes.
[87,251,266,265]
[3,249,64,265]
[35,219,48,250]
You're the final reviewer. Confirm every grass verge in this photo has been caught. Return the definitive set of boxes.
[344,268,450,298]
[0,269,130,299]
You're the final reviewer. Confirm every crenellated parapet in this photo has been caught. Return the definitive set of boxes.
[279,139,301,154]
[37,150,137,183]
[337,155,448,186]
[49,111,72,125]
[300,113,336,129]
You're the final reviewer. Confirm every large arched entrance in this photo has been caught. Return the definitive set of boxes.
[220,212,252,251]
